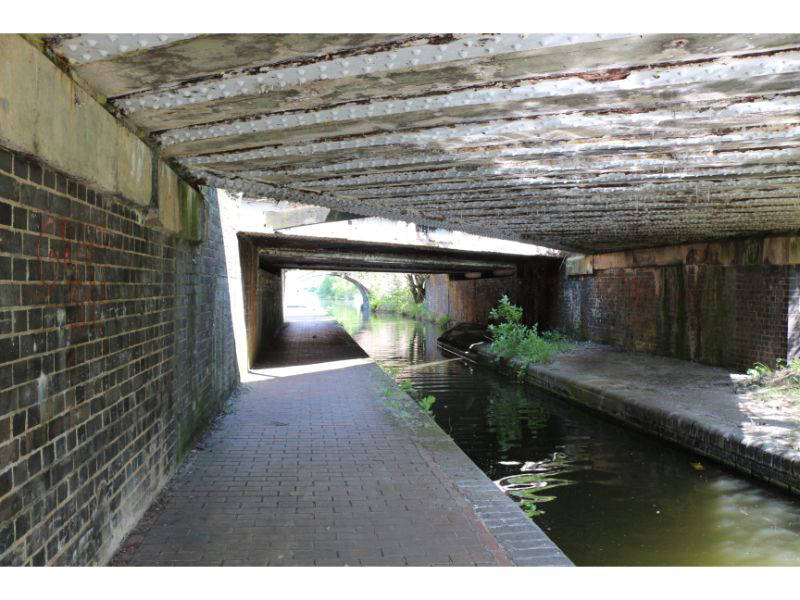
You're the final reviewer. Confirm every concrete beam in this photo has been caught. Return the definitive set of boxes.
[265,205,362,230]
[0,34,204,240]
[244,232,528,274]
[565,234,800,275]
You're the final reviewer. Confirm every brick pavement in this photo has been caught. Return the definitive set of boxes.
[113,317,570,566]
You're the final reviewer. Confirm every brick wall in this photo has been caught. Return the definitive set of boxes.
[425,273,519,326]
[789,269,800,363]
[554,262,798,371]
[425,259,560,328]
[0,145,239,565]
[425,246,796,372]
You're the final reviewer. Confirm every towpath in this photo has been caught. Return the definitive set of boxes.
[112,317,570,566]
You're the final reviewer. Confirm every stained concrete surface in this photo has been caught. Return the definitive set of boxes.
[478,342,800,495]
[32,33,800,252]
[112,318,570,566]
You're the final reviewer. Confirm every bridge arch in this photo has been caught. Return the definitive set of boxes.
[330,272,371,318]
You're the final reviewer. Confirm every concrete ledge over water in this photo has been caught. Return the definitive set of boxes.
[477,342,800,496]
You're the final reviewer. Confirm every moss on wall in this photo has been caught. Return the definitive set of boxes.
[700,265,729,364]
[554,237,794,371]
[659,269,672,355]
[661,265,692,360]
[179,182,204,242]
[738,238,763,266]
[790,237,800,264]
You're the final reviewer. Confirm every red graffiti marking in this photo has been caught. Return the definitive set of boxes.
[36,215,107,338]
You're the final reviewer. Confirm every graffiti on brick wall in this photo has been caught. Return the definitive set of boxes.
[36,215,108,338]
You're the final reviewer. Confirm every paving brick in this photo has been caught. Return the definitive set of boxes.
[113,319,569,567]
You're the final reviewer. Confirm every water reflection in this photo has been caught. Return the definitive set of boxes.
[497,451,581,517]
[328,303,800,566]
[486,387,549,453]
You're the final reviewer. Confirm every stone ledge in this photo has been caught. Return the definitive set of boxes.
[476,343,800,496]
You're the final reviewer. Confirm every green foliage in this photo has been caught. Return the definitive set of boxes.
[745,357,800,385]
[316,275,357,302]
[384,365,401,378]
[370,285,452,330]
[746,362,773,381]
[519,499,546,517]
[417,395,437,416]
[369,284,415,312]
[398,379,414,393]
[487,295,571,374]
[390,377,437,416]
[489,294,524,324]
[743,357,800,406]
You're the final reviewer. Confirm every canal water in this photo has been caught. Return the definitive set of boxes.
[325,304,800,566]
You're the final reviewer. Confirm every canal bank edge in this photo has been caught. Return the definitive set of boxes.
[370,364,574,566]
[475,344,800,497]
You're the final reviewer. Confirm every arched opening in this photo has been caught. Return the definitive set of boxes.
[329,272,371,318]
[283,270,371,320]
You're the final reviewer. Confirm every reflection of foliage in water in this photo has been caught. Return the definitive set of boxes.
[497,454,579,517]
[407,325,426,364]
[486,386,549,453]
[322,301,364,335]
[519,497,556,517]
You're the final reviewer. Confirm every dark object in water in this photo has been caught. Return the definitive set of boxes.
[437,323,491,363]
